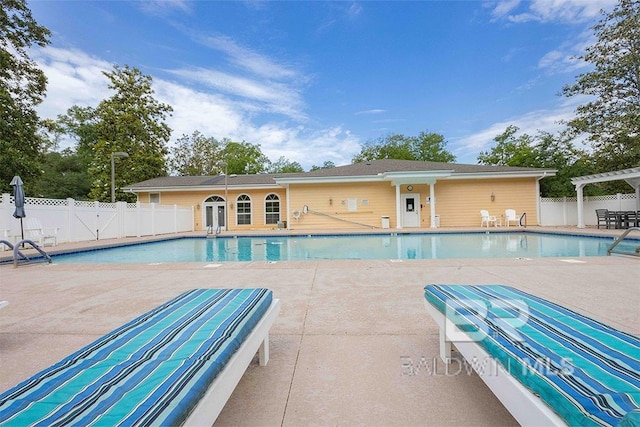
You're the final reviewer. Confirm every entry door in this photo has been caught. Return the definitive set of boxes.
[204,203,226,230]
[401,194,420,227]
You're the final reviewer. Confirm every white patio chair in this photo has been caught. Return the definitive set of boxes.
[24,218,59,247]
[480,210,497,227]
[505,209,520,227]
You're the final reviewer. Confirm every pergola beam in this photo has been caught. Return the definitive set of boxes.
[571,167,640,228]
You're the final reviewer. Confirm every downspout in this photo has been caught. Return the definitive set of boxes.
[536,173,546,226]
[395,184,402,229]
[285,184,290,229]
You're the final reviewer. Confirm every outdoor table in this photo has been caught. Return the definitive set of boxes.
[609,211,639,229]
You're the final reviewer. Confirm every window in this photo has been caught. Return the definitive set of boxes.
[265,194,280,224]
[149,193,160,204]
[236,194,252,225]
[205,195,224,203]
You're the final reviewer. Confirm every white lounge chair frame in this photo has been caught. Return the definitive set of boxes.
[504,209,520,227]
[185,298,281,425]
[424,299,566,427]
[480,210,498,227]
[24,218,59,247]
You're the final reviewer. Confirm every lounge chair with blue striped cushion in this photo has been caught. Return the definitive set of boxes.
[0,288,280,426]
[424,284,640,426]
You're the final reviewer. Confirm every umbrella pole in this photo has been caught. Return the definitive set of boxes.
[20,218,24,248]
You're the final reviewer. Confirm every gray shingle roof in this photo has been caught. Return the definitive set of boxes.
[124,160,554,190]
[300,159,551,177]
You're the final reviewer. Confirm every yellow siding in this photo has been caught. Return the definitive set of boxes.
[287,182,397,230]
[136,189,287,231]
[135,176,540,231]
[433,178,539,226]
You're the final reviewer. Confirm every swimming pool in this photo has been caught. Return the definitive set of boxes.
[51,232,637,263]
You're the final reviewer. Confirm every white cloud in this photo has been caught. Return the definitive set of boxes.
[451,97,587,163]
[33,47,112,119]
[200,35,299,81]
[537,29,595,74]
[355,109,386,115]
[167,67,306,120]
[489,0,616,23]
[34,45,361,169]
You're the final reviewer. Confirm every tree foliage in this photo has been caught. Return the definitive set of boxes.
[352,131,455,163]
[309,160,336,171]
[267,156,304,173]
[220,141,270,175]
[89,65,173,201]
[31,149,91,199]
[168,131,224,176]
[562,0,640,172]
[0,0,51,193]
[478,126,599,197]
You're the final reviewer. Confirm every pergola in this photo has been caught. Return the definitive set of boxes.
[571,167,640,228]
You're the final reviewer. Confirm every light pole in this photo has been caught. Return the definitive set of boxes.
[111,152,129,203]
[220,161,228,231]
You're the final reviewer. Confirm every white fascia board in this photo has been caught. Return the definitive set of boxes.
[274,175,385,185]
[124,184,283,192]
[443,170,556,180]
[382,170,453,185]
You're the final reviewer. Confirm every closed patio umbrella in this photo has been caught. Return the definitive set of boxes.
[10,176,26,242]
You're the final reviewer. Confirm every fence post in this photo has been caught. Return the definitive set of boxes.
[2,193,11,233]
[136,202,142,237]
[151,203,156,236]
[562,196,567,226]
[67,198,75,244]
[173,204,178,234]
[116,202,126,238]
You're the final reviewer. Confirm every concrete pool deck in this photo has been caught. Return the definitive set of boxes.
[0,227,638,426]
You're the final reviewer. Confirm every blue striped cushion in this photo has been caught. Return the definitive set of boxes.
[0,288,273,426]
[425,285,640,426]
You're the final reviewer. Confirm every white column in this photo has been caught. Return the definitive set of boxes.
[576,184,585,228]
[429,183,436,228]
[395,184,402,229]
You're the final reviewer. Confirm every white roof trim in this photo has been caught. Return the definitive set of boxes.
[274,175,385,184]
[571,167,640,187]
[124,184,283,192]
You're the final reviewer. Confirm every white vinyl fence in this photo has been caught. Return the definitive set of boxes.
[1,193,194,244]
[539,193,638,226]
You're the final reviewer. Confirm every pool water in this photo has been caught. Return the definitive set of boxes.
[52,232,637,263]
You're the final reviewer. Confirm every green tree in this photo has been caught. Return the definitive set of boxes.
[352,131,455,163]
[562,0,640,174]
[478,126,599,197]
[267,156,304,173]
[477,126,537,166]
[220,141,270,174]
[31,149,91,199]
[89,65,173,201]
[309,160,336,171]
[0,0,51,193]
[168,131,224,176]
[57,106,100,163]
[411,131,456,163]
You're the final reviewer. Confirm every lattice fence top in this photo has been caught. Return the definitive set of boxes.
[541,193,636,203]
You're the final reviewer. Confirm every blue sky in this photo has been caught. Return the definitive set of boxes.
[29,0,616,170]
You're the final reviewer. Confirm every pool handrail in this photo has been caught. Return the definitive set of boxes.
[607,227,640,257]
[1,240,29,263]
[13,239,52,268]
